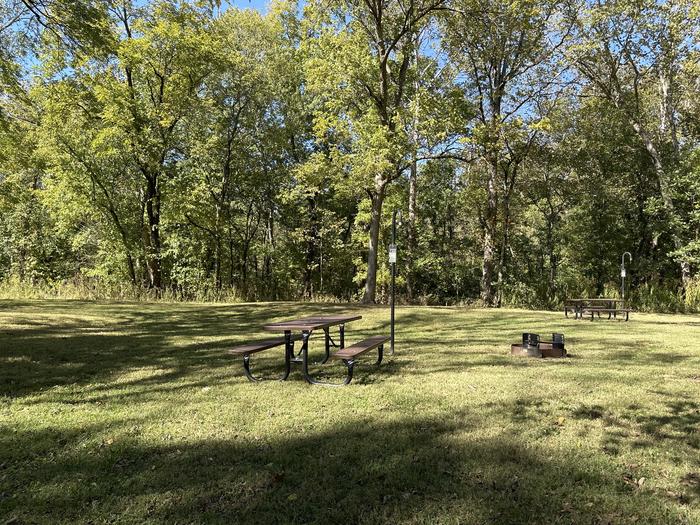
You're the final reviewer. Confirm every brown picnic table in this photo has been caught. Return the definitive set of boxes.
[228,314,389,386]
[564,298,631,321]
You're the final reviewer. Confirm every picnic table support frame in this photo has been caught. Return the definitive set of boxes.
[299,333,385,387]
[323,328,331,363]
[565,298,630,321]
[240,338,293,382]
[260,315,366,386]
[321,326,346,363]
[300,330,347,386]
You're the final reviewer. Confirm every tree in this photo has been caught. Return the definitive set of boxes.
[39,1,213,289]
[441,0,573,305]
[571,0,700,287]
[303,0,445,303]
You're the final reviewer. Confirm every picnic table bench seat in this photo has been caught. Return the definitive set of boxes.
[227,335,302,356]
[582,307,631,321]
[228,334,302,382]
[327,335,390,386]
[564,299,631,321]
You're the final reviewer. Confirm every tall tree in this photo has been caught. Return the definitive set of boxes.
[441,0,572,305]
[571,0,700,287]
[304,0,445,303]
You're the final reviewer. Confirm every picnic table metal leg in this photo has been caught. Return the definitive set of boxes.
[282,331,292,379]
[375,344,384,365]
[339,324,345,348]
[293,331,304,358]
[242,354,262,382]
[322,328,331,364]
[301,330,315,383]
[241,333,293,382]
[341,360,355,385]
[301,330,351,386]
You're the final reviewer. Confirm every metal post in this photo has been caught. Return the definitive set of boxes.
[390,209,401,355]
[621,252,632,304]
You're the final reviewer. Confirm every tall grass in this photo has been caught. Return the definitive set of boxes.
[2,274,700,313]
[0,275,244,303]
[627,279,700,314]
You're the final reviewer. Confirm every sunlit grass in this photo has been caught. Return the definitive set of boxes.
[1,300,699,524]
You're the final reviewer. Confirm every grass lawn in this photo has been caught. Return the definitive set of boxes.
[1,300,699,524]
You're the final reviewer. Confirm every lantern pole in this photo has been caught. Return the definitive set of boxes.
[390,209,402,355]
[621,252,632,305]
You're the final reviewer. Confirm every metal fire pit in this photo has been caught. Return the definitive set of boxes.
[511,333,566,358]
[511,343,542,357]
[511,333,542,357]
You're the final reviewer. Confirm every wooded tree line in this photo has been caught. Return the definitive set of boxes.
[1,0,699,309]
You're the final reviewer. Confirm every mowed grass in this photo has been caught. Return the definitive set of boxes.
[1,301,699,524]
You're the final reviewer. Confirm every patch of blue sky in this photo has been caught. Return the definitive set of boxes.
[225,0,272,13]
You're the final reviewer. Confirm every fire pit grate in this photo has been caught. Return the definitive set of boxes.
[511,333,566,358]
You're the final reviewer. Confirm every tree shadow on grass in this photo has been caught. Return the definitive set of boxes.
[3,300,694,401]
[0,302,369,398]
[570,397,700,453]
[0,411,689,524]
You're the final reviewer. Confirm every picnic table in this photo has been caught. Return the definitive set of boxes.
[564,298,631,321]
[228,314,388,386]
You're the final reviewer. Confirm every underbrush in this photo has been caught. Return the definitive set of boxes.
[0,275,244,303]
[2,274,700,313]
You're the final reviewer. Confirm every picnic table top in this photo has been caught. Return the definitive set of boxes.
[263,315,362,332]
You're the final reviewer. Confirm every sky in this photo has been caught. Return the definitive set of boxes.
[226,0,272,14]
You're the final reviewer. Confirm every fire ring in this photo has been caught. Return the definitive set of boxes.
[511,333,567,358]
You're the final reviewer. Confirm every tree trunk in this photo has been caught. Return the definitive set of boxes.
[406,37,419,302]
[631,120,691,285]
[303,193,318,299]
[495,163,519,306]
[545,213,557,307]
[241,242,249,289]
[264,205,274,296]
[362,182,386,304]
[228,237,235,287]
[144,175,162,290]
[407,148,418,302]
[213,238,222,290]
[480,161,498,306]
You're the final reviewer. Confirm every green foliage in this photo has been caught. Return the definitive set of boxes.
[0,0,698,309]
